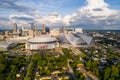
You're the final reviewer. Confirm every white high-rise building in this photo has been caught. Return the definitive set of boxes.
[75,28,83,33]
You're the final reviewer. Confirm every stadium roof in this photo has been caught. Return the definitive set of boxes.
[59,33,94,47]
[28,35,56,43]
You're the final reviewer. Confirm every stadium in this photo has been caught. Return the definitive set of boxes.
[26,35,57,50]
[59,33,94,48]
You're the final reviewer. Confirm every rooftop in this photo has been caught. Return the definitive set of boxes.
[28,35,56,43]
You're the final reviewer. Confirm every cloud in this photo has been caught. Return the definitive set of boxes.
[8,14,35,27]
[9,14,34,21]
[35,12,64,27]
[0,0,35,12]
[63,0,120,29]
[85,0,109,9]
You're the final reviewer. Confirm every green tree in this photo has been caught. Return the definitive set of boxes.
[111,65,119,79]
[104,67,111,80]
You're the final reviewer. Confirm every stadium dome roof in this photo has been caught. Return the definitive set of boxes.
[59,33,94,46]
[28,35,56,43]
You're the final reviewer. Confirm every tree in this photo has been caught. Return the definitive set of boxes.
[111,65,119,78]
[104,67,111,80]
[93,68,99,78]
[24,77,31,80]
[85,60,92,70]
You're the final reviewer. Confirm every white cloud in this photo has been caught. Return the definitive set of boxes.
[9,14,35,27]
[35,12,64,26]
[85,0,109,9]
[64,0,120,29]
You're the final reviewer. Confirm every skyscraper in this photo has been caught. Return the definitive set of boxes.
[30,23,38,37]
[13,23,17,33]
[42,24,45,33]
[45,27,50,33]
[31,23,34,31]
[62,25,65,33]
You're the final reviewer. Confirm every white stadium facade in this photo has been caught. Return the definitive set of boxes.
[59,32,94,48]
[26,35,57,50]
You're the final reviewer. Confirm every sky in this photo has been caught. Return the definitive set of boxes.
[0,0,120,30]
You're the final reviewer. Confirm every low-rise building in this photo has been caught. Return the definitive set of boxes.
[0,42,18,51]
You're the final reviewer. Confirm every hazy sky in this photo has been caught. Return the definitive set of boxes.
[0,0,120,30]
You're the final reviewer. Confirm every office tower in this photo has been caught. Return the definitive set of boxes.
[31,23,38,37]
[42,24,45,33]
[62,25,65,33]
[13,23,17,33]
[31,23,37,31]
[45,27,50,33]
[31,23,34,31]
[34,23,37,32]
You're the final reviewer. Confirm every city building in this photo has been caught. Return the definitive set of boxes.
[42,24,45,33]
[21,27,29,36]
[26,35,58,50]
[4,31,10,38]
[9,36,30,43]
[0,35,4,40]
[31,23,35,31]
[30,23,38,37]
[5,31,9,36]
[45,27,50,33]
[66,28,75,33]
[62,25,65,33]
[0,42,18,51]
[29,30,34,37]
[50,28,60,37]
[9,23,20,38]
[13,23,17,33]
[21,23,40,37]
[9,32,20,38]
[74,28,83,33]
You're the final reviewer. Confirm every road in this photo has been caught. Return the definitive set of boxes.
[70,47,99,80]
[77,65,99,80]
[25,55,33,78]
[67,59,78,80]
